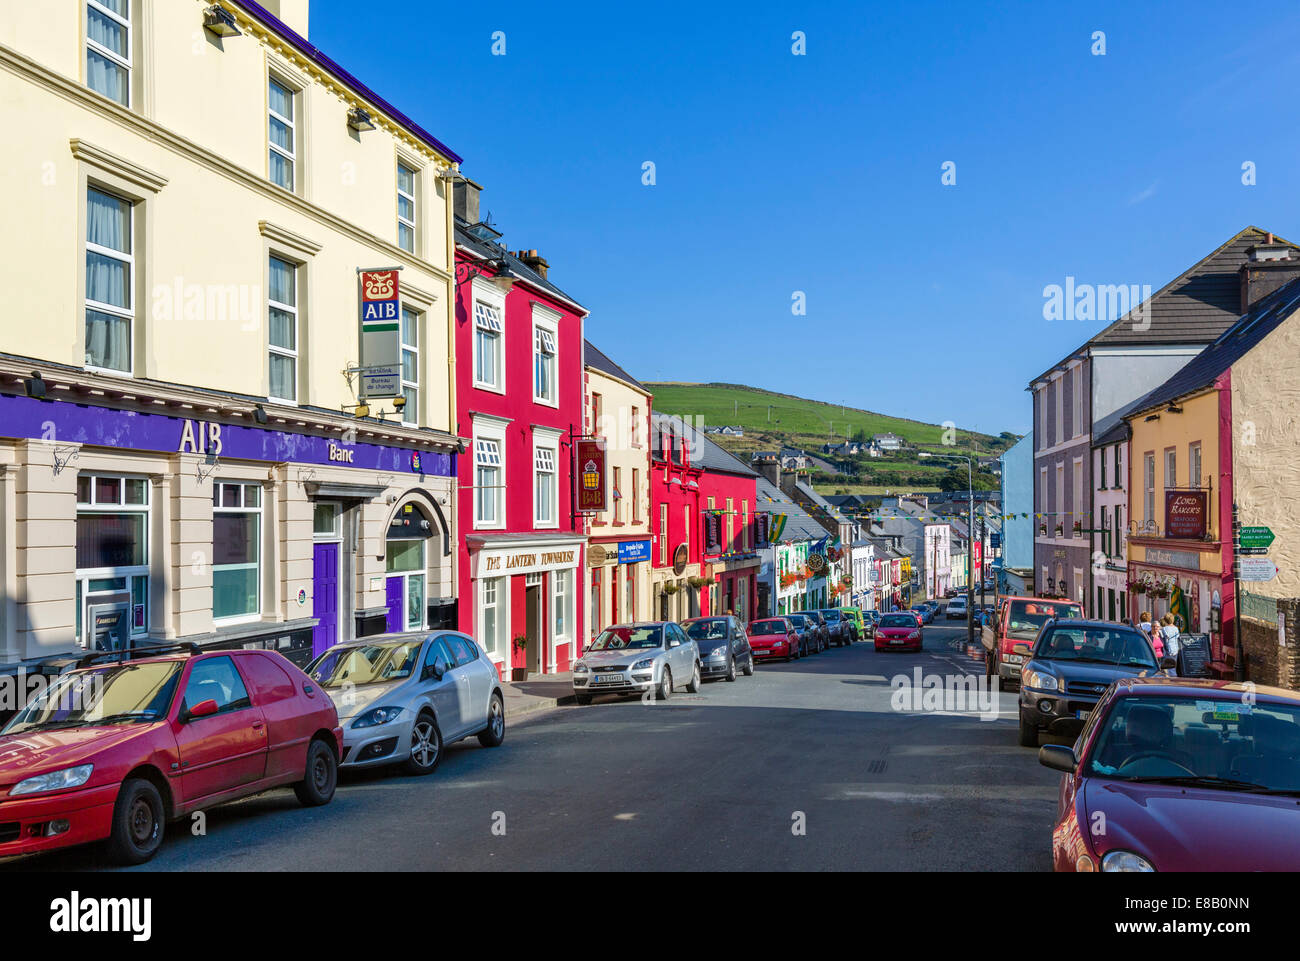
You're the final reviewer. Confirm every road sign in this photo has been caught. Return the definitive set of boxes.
[1239,557,1279,582]
[1239,526,1275,550]
[358,269,402,399]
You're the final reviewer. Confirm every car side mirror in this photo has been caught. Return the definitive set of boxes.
[424,662,444,681]
[187,698,219,721]
[668,639,681,648]
[1038,744,1078,774]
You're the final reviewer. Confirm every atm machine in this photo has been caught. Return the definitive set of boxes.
[85,591,132,652]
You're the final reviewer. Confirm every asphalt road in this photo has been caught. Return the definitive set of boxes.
[4,622,1066,872]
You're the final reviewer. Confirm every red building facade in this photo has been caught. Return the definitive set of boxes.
[649,415,761,624]
[453,186,587,679]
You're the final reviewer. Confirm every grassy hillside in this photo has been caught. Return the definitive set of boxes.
[646,382,1009,453]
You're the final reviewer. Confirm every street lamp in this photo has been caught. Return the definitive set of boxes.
[933,452,978,650]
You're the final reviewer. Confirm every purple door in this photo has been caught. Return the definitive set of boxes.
[385,575,404,634]
[311,542,340,658]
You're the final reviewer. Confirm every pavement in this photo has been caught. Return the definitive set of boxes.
[2,622,1066,872]
[501,671,575,718]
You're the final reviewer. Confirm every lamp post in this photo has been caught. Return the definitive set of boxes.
[935,453,977,649]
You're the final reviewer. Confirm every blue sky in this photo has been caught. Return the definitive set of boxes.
[312,0,1300,436]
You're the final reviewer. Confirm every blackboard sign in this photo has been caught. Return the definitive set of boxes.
[1177,633,1212,677]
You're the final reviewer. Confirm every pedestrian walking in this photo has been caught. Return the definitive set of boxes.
[1138,611,1161,657]
[1159,613,1182,661]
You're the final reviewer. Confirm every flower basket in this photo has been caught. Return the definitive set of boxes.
[687,575,711,589]
[663,583,679,595]
[1054,525,1064,537]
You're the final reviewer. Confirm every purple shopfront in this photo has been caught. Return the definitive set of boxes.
[0,389,457,669]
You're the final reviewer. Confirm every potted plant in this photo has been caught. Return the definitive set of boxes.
[1054,524,1064,537]
[663,583,679,595]
[506,639,527,686]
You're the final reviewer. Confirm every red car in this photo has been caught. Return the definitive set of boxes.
[1041,677,1300,871]
[747,618,801,661]
[874,612,923,652]
[0,645,343,864]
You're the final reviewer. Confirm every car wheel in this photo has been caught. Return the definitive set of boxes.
[658,666,673,701]
[686,662,702,693]
[743,655,755,677]
[106,778,165,866]
[293,737,339,805]
[575,693,592,706]
[1018,714,1039,748]
[478,692,506,748]
[402,711,444,775]
[726,657,737,682]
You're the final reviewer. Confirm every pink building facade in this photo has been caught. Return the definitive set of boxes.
[453,188,588,679]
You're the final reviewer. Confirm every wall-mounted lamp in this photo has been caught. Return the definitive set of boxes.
[202,5,241,37]
[252,403,268,425]
[353,403,371,419]
[24,370,47,400]
[1144,413,1160,422]
[347,107,376,132]
[1166,404,1183,414]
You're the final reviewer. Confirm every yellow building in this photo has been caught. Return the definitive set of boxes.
[0,0,463,668]
[1123,250,1300,681]
[583,342,652,641]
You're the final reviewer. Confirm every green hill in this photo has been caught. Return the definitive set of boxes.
[646,382,1007,450]
[645,383,1016,494]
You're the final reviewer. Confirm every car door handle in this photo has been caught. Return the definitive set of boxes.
[252,722,266,734]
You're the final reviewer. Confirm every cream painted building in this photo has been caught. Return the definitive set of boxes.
[0,0,464,669]
[583,343,652,642]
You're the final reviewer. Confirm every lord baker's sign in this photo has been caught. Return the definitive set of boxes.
[1165,490,1208,540]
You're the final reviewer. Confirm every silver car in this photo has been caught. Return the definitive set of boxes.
[306,631,505,775]
[573,622,701,704]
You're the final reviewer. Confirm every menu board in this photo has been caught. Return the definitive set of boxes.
[1177,633,1212,677]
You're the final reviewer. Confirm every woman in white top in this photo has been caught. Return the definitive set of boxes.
[1159,613,1181,660]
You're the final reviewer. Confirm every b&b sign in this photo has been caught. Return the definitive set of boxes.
[358,269,401,399]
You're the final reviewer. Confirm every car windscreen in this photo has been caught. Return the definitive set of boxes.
[3,660,183,734]
[1087,696,1300,792]
[589,626,663,651]
[308,641,422,688]
[1032,627,1156,667]
[786,614,809,628]
[879,614,915,629]
[820,610,841,621]
[685,619,729,641]
[1007,600,1082,638]
[749,620,787,635]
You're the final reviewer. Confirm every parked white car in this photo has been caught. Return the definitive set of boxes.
[573,622,701,704]
[307,632,505,775]
[946,596,969,620]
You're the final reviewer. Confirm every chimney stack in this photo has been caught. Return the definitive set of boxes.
[1240,239,1300,311]
[517,249,549,279]
[453,177,483,225]
[755,453,781,489]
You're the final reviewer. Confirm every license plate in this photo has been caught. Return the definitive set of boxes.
[890,638,904,645]
[1075,710,1090,720]
[594,675,622,685]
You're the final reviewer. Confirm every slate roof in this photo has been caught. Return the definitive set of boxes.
[652,412,758,478]
[1030,226,1297,384]
[755,478,825,542]
[585,341,646,392]
[455,219,584,310]
[1123,275,1300,420]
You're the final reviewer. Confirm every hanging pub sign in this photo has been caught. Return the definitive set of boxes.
[1165,490,1208,540]
[754,513,770,548]
[358,268,402,399]
[704,513,722,554]
[575,438,608,512]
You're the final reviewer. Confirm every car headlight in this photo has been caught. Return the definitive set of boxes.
[908,631,920,640]
[573,662,589,674]
[1022,669,1058,691]
[352,705,404,729]
[1102,850,1155,872]
[633,657,655,671]
[10,764,94,797]
[709,646,727,658]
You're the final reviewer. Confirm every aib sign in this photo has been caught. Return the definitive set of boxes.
[1165,490,1208,540]
[358,269,401,399]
